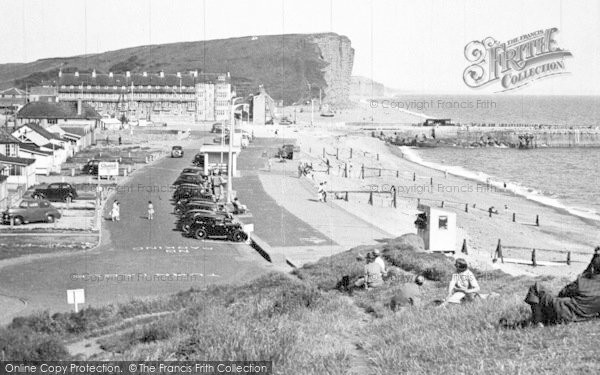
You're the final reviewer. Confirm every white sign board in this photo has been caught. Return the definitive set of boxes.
[67,289,85,312]
[99,161,119,176]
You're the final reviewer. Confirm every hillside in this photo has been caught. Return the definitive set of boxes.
[0,33,355,105]
[3,237,599,373]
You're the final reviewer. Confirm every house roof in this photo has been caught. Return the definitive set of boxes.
[16,123,63,141]
[59,126,88,136]
[0,87,26,96]
[0,154,36,166]
[16,101,101,120]
[29,86,57,96]
[59,72,210,88]
[0,128,21,144]
[18,143,54,156]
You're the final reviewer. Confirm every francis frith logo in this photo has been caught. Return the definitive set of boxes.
[463,28,572,92]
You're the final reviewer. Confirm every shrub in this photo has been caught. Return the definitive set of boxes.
[387,233,425,252]
[0,328,69,361]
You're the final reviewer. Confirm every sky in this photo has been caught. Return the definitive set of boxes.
[0,0,598,95]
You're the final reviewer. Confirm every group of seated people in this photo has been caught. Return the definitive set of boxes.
[350,246,600,327]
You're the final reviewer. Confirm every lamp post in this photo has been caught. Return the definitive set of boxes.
[227,97,244,203]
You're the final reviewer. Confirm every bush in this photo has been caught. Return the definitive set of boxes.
[0,328,69,361]
[384,248,454,281]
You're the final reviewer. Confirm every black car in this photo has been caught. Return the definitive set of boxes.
[173,173,204,186]
[193,153,205,167]
[175,200,221,216]
[188,213,248,242]
[177,209,232,233]
[82,159,100,175]
[2,199,62,225]
[278,144,295,159]
[181,167,206,176]
[31,183,78,202]
[171,146,184,158]
[173,184,214,202]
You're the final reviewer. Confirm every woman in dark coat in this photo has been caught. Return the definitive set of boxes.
[524,247,600,326]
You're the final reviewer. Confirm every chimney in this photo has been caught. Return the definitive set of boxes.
[92,69,96,78]
[160,71,164,78]
[126,71,130,78]
[74,71,79,77]
[77,99,82,116]
[143,71,147,77]
[109,72,113,78]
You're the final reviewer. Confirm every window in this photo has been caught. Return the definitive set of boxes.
[48,119,58,124]
[8,164,22,176]
[438,216,448,230]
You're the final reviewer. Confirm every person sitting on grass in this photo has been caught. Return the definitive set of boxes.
[518,247,600,327]
[354,252,385,290]
[390,275,425,312]
[372,249,388,278]
[439,258,480,307]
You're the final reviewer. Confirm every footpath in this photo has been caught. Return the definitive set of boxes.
[236,138,393,267]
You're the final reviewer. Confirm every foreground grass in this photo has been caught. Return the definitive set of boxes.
[3,237,599,374]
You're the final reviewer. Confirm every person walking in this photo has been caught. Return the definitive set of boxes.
[147,201,154,220]
[111,200,120,222]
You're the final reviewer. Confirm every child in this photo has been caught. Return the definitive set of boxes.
[147,201,154,220]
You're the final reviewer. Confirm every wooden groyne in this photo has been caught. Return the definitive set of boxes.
[456,129,600,148]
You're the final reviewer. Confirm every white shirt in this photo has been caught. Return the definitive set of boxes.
[374,256,386,273]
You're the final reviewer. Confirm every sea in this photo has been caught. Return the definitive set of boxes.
[396,94,600,222]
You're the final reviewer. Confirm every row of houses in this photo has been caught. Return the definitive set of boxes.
[0,100,98,210]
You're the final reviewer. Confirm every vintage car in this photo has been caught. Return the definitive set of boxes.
[31,183,78,202]
[187,212,248,242]
[2,199,62,225]
[171,145,184,158]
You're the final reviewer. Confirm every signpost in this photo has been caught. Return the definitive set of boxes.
[98,161,119,177]
[66,289,85,313]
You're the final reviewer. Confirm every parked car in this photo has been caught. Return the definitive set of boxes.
[175,200,221,216]
[211,122,225,133]
[193,153,205,167]
[177,209,233,233]
[31,183,78,202]
[82,159,100,175]
[187,212,248,241]
[2,199,62,225]
[173,173,204,186]
[171,145,184,158]
[174,196,217,212]
[181,167,205,176]
[278,144,295,159]
[173,184,214,202]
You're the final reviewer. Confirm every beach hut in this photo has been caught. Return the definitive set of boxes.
[415,204,457,253]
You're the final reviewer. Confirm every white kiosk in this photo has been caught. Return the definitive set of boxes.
[415,204,457,253]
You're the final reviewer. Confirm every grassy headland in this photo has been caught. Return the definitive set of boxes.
[3,237,598,374]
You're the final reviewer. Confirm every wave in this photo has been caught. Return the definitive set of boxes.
[399,146,600,222]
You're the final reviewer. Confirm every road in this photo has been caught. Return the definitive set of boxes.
[0,135,273,320]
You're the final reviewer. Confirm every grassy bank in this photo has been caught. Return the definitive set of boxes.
[3,238,599,374]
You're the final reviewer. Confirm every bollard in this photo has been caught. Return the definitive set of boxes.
[336,148,339,159]
[441,201,444,208]
[566,251,571,266]
[377,153,379,161]
[512,213,516,222]
[535,215,539,226]
[417,198,420,207]
[379,169,382,177]
[465,203,469,213]
[323,148,325,158]
[430,177,433,186]
[396,170,399,178]
[350,148,353,158]
[361,165,365,179]
[368,191,373,205]
[531,248,537,267]
[495,239,504,263]
[71,168,75,177]
[393,189,397,208]
[489,209,492,218]
[413,172,416,181]
[461,239,468,255]
[345,191,348,201]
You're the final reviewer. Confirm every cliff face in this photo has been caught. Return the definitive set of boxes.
[0,33,355,106]
[312,34,355,105]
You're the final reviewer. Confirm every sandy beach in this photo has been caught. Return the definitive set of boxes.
[256,114,599,280]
